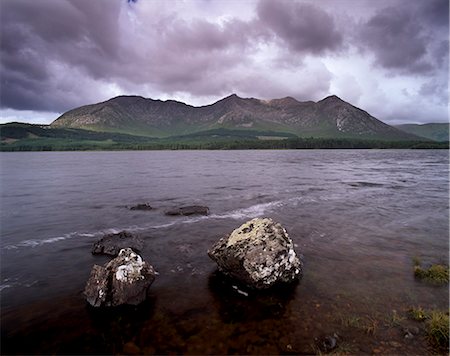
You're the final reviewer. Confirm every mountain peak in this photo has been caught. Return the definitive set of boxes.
[223,93,240,99]
[319,95,345,103]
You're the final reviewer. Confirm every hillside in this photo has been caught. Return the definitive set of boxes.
[51,94,420,141]
[3,123,446,151]
[395,123,449,142]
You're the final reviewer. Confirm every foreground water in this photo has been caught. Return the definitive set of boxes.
[1,150,448,354]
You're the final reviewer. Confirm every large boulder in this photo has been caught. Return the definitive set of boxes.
[208,218,303,289]
[92,231,144,256]
[84,248,156,307]
[165,205,209,216]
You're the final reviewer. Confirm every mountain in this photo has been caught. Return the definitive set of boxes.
[395,123,449,142]
[51,94,420,141]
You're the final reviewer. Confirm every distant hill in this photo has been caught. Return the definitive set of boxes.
[395,123,449,142]
[3,122,446,151]
[51,94,420,141]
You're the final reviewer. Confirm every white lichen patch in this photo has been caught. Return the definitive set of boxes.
[114,249,145,283]
[227,217,274,247]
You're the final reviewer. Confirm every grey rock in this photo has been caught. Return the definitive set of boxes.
[92,231,144,256]
[84,265,109,307]
[404,331,414,340]
[130,203,153,211]
[165,205,209,216]
[84,248,156,307]
[208,217,303,289]
[316,334,338,352]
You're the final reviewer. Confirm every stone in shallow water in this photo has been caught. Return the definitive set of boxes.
[165,206,209,216]
[91,231,144,256]
[129,203,153,211]
[208,217,303,289]
[84,248,156,307]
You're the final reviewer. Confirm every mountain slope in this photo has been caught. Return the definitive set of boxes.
[51,94,421,141]
[395,123,449,142]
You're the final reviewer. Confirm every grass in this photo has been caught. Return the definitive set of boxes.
[409,306,427,321]
[338,314,379,335]
[408,307,449,352]
[425,311,449,351]
[412,257,449,285]
[385,309,406,328]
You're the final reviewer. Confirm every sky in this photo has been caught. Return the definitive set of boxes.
[0,0,448,125]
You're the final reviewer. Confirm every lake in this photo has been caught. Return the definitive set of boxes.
[1,150,448,354]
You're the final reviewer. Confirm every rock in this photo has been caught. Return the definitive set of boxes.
[404,331,414,340]
[165,205,209,216]
[403,326,420,340]
[208,217,303,289]
[84,248,156,307]
[409,326,420,335]
[316,334,339,352]
[92,231,144,256]
[130,203,153,211]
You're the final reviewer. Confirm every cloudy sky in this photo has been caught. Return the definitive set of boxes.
[0,0,448,125]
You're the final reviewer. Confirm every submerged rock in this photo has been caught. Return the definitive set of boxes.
[130,203,153,211]
[208,217,303,289]
[84,248,156,307]
[92,231,144,256]
[316,334,339,352]
[165,205,209,216]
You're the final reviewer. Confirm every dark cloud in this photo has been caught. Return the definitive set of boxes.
[421,0,449,28]
[358,0,448,75]
[256,0,343,54]
[359,7,431,74]
[0,0,125,111]
[0,0,262,111]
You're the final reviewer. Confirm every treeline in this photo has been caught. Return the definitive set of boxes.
[2,137,448,151]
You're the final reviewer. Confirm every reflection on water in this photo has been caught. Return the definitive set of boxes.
[1,150,448,354]
[208,271,298,323]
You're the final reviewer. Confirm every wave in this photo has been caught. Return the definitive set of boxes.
[2,196,312,250]
[3,232,83,250]
[210,200,286,220]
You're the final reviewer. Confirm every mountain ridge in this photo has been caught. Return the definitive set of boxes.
[395,123,449,142]
[51,94,421,141]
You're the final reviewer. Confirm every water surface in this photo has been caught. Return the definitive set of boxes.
[1,150,448,354]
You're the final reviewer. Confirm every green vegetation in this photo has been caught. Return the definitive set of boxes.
[1,123,448,151]
[338,314,379,335]
[408,307,449,352]
[425,311,449,351]
[413,258,449,285]
[409,306,427,321]
[384,309,406,328]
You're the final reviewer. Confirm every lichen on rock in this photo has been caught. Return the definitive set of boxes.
[208,217,303,289]
[84,248,156,307]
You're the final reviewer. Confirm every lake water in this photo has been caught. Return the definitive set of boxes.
[1,150,448,354]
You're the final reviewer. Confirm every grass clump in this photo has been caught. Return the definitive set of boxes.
[408,306,427,321]
[412,257,449,285]
[408,307,449,352]
[425,310,449,351]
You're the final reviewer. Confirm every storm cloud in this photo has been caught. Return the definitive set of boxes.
[0,0,448,124]
[257,0,343,55]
